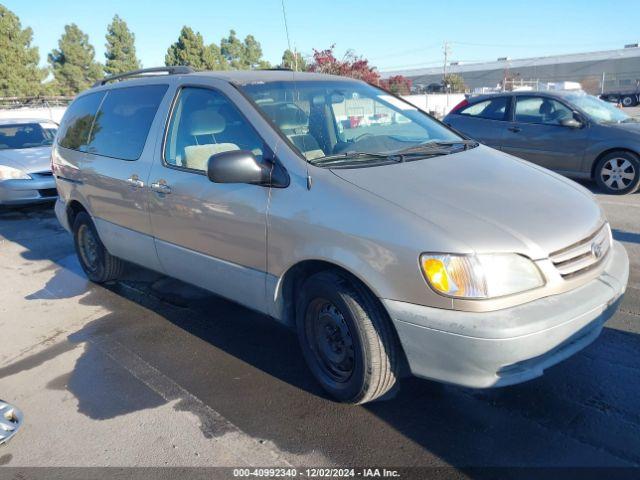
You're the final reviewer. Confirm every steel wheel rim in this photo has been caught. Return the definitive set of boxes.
[601,158,636,190]
[305,299,355,383]
[78,224,100,272]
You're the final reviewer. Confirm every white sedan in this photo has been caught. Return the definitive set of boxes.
[0,118,58,205]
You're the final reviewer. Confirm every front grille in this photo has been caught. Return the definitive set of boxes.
[38,188,58,198]
[549,223,611,279]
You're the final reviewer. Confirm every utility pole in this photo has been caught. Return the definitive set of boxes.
[442,41,451,92]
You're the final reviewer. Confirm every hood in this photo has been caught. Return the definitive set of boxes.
[0,146,53,174]
[607,120,640,134]
[331,145,604,259]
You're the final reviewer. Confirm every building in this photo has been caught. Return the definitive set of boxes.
[382,45,640,94]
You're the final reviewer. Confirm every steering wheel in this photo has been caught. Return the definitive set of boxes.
[351,132,374,143]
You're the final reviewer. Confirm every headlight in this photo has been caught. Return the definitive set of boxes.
[420,253,544,299]
[0,165,31,181]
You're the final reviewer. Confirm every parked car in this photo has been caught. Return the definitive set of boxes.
[0,118,58,206]
[444,91,640,194]
[53,68,628,404]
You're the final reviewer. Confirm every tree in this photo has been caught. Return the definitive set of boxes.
[220,30,269,69]
[280,49,306,71]
[48,24,103,95]
[104,15,141,76]
[0,5,47,97]
[380,75,412,95]
[443,73,466,93]
[307,45,380,84]
[165,26,227,70]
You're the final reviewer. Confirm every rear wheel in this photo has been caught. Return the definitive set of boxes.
[72,212,124,283]
[595,151,640,195]
[621,95,636,107]
[296,271,399,404]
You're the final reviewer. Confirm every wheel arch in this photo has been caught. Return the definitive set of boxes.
[66,199,89,229]
[274,259,387,329]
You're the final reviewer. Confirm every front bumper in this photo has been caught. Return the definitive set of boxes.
[384,241,629,388]
[0,176,57,205]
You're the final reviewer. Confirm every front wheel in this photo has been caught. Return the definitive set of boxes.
[621,95,636,107]
[595,151,640,195]
[73,212,125,283]
[296,271,399,404]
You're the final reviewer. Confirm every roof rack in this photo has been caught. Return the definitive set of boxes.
[93,66,195,87]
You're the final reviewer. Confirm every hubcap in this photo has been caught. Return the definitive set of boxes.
[306,299,355,383]
[78,224,100,272]
[601,157,636,191]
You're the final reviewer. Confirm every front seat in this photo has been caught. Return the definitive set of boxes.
[260,103,325,160]
[183,110,239,171]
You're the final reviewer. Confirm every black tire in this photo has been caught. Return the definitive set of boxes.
[621,95,636,108]
[594,151,640,195]
[296,270,399,404]
[72,212,124,283]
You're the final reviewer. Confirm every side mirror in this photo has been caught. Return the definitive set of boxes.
[207,150,289,187]
[560,117,582,128]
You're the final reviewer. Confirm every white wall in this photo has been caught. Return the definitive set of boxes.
[401,93,466,118]
[0,107,66,124]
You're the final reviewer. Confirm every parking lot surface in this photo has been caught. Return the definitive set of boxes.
[0,185,639,472]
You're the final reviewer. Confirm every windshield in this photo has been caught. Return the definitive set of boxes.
[566,94,631,123]
[0,123,57,150]
[239,80,464,166]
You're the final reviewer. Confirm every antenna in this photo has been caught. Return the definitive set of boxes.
[280,0,311,188]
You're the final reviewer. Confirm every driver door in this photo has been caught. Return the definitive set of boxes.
[501,95,589,173]
[147,81,272,314]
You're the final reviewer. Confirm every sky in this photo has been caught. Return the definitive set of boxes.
[4,0,640,73]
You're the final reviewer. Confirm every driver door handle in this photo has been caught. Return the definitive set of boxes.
[150,180,172,194]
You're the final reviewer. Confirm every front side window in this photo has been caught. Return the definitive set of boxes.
[240,80,463,166]
[566,93,632,123]
[458,97,508,121]
[57,92,105,151]
[87,85,168,160]
[514,96,573,125]
[164,87,264,172]
[0,123,57,150]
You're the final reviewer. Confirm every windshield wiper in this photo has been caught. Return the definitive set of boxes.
[393,139,478,155]
[313,151,404,167]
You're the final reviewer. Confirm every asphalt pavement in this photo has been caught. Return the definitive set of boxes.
[0,182,639,476]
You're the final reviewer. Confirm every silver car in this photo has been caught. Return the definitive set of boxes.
[53,68,629,404]
[444,91,640,195]
[0,118,58,205]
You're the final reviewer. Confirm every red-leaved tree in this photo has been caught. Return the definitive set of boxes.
[307,45,380,84]
[380,75,412,95]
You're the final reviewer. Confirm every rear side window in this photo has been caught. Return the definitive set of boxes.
[88,85,168,160]
[57,92,105,151]
[458,97,508,121]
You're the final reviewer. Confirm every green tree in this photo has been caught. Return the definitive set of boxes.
[165,26,227,70]
[104,15,141,75]
[280,49,306,71]
[0,5,47,97]
[443,73,466,93]
[221,30,269,69]
[48,24,103,95]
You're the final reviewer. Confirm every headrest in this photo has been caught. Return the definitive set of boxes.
[188,110,226,136]
[539,100,554,115]
[260,103,308,131]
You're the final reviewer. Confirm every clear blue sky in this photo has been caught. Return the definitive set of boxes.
[5,0,639,72]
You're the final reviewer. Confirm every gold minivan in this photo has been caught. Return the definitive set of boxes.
[53,67,628,403]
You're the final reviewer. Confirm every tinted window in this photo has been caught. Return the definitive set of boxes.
[88,85,168,160]
[514,96,573,125]
[458,97,508,121]
[58,92,105,151]
[0,123,56,150]
[164,87,264,172]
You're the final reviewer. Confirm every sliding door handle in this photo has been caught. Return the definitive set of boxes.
[126,174,144,188]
